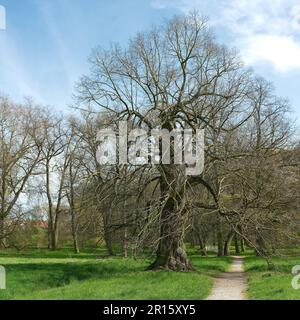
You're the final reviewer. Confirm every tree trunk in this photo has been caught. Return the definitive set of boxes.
[0,217,6,249]
[199,240,207,256]
[50,229,58,251]
[149,166,192,271]
[47,226,51,249]
[192,222,207,256]
[48,212,60,251]
[104,228,114,256]
[234,234,240,255]
[217,216,224,257]
[255,234,268,256]
[198,235,207,256]
[121,204,128,257]
[103,208,115,256]
[69,161,79,254]
[240,238,245,252]
[149,117,192,271]
[121,223,128,258]
[224,230,234,256]
[191,233,197,247]
[71,210,79,254]
[72,235,79,254]
[150,197,192,270]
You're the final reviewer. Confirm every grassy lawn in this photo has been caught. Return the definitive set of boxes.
[245,253,300,300]
[0,248,231,300]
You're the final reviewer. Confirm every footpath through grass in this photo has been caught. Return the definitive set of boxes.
[0,248,231,300]
[245,252,300,300]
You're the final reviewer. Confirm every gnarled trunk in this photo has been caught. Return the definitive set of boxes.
[150,196,192,270]
[149,164,192,271]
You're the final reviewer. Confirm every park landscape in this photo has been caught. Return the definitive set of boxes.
[0,247,299,300]
[0,4,300,301]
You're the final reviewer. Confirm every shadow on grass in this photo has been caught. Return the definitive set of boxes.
[0,257,149,300]
[0,248,108,260]
[0,248,233,300]
[5,260,145,285]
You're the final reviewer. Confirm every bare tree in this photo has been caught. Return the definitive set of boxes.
[0,97,44,247]
[76,12,258,270]
[39,112,71,250]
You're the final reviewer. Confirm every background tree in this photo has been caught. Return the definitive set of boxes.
[0,97,44,248]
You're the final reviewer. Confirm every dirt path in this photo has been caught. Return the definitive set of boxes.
[206,256,247,300]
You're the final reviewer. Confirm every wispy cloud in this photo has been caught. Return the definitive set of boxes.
[241,35,300,72]
[36,0,76,97]
[0,33,43,101]
[151,0,300,72]
[0,5,6,30]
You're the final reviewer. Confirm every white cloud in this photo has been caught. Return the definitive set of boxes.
[151,0,300,72]
[291,5,300,31]
[0,5,6,30]
[241,35,300,72]
[0,34,43,101]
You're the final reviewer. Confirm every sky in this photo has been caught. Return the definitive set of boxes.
[0,0,300,121]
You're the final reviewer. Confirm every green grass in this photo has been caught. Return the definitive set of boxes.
[245,254,300,300]
[0,247,232,300]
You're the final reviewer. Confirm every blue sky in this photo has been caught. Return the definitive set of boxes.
[0,0,300,121]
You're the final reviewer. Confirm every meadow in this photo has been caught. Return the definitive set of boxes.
[0,248,231,300]
[245,252,300,300]
[1,247,299,300]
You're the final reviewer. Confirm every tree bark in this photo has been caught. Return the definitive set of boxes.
[234,233,240,255]
[198,236,207,256]
[224,230,234,256]
[149,165,192,271]
[192,221,207,256]
[0,217,6,249]
[68,159,80,254]
[71,210,79,254]
[217,216,224,257]
[50,229,58,251]
[103,208,115,256]
[121,217,128,258]
[240,238,245,252]
[255,234,268,256]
